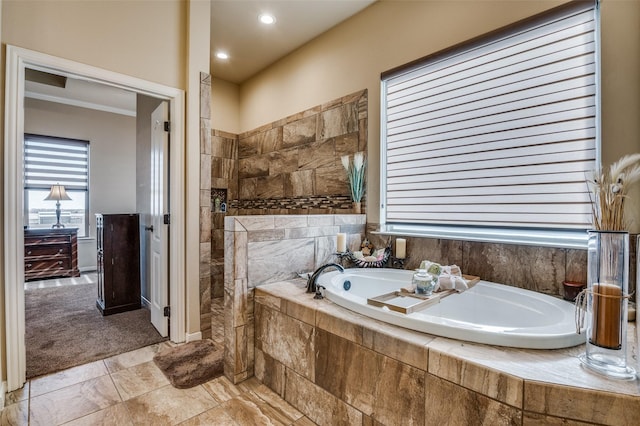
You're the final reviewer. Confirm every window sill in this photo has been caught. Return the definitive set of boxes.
[373,224,588,250]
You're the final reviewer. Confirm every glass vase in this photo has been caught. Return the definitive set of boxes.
[637,234,640,376]
[579,230,636,379]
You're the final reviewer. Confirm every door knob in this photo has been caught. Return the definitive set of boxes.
[145,225,154,232]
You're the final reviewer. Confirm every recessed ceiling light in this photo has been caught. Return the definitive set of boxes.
[259,13,276,25]
[216,51,229,60]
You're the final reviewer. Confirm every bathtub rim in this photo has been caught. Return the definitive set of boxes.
[318,268,585,350]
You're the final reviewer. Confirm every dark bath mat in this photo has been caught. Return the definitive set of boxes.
[153,339,224,388]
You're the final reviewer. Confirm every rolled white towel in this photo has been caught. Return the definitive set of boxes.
[441,264,462,276]
[418,260,468,292]
[437,274,468,292]
[452,275,468,292]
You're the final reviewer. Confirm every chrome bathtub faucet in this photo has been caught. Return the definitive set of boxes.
[306,263,344,298]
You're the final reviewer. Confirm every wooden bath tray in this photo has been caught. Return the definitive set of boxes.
[366,275,480,314]
[367,289,456,314]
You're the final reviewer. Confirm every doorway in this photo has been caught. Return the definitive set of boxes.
[22,86,169,377]
[4,45,186,392]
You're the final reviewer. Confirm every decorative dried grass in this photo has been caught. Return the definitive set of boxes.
[588,153,640,230]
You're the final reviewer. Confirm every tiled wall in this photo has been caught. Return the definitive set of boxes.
[367,228,638,298]
[223,214,366,383]
[207,90,369,336]
[210,129,238,304]
[199,72,213,338]
[235,89,368,214]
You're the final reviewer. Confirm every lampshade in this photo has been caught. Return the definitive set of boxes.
[44,184,72,201]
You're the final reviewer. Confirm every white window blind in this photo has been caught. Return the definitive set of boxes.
[24,134,89,191]
[382,2,597,230]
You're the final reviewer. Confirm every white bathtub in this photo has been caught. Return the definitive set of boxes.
[317,268,584,349]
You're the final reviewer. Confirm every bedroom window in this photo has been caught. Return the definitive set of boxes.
[24,134,90,237]
[380,2,598,247]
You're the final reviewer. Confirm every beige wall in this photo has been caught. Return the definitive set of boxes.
[2,0,187,89]
[1,0,193,384]
[212,78,240,134]
[235,0,640,229]
[599,0,640,231]
[186,0,211,341]
[0,0,4,397]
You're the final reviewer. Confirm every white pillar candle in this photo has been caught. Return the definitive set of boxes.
[337,233,347,252]
[395,238,406,259]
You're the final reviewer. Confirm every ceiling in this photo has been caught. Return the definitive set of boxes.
[25,71,137,117]
[210,0,376,83]
[24,0,376,113]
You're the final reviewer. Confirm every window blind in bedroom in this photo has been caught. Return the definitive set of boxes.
[24,134,89,191]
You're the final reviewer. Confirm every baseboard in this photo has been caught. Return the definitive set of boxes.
[79,266,97,273]
[1,380,7,410]
[141,296,150,308]
[185,331,202,342]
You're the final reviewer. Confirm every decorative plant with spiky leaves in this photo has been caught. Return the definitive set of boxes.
[588,153,640,230]
[341,152,366,203]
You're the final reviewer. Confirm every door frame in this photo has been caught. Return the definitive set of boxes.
[3,45,186,391]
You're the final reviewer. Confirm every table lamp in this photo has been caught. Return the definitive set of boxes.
[44,184,71,228]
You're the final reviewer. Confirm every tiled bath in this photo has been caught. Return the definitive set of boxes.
[224,214,640,425]
[210,83,640,423]
[255,281,640,425]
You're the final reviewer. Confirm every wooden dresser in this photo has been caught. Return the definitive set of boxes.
[24,228,80,281]
[96,213,141,315]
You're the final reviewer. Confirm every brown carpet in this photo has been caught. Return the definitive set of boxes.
[153,339,224,389]
[25,282,167,379]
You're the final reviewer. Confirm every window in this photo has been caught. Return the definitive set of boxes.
[381,2,597,246]
[24,134,90,237]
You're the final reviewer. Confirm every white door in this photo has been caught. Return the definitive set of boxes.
[150,102,170,336]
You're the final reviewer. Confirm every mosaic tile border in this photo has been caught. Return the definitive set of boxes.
[229,195,359,211]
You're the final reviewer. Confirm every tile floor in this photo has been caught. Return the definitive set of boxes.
[1,342,315,425]
[6,277,310,425]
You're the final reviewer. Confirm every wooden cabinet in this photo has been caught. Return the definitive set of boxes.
[24,228,80,281]
[96,213,141,315]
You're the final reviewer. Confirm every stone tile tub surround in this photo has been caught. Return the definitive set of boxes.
[224,214,366,384]
[367,228,639,299]
[255,281,640,426]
